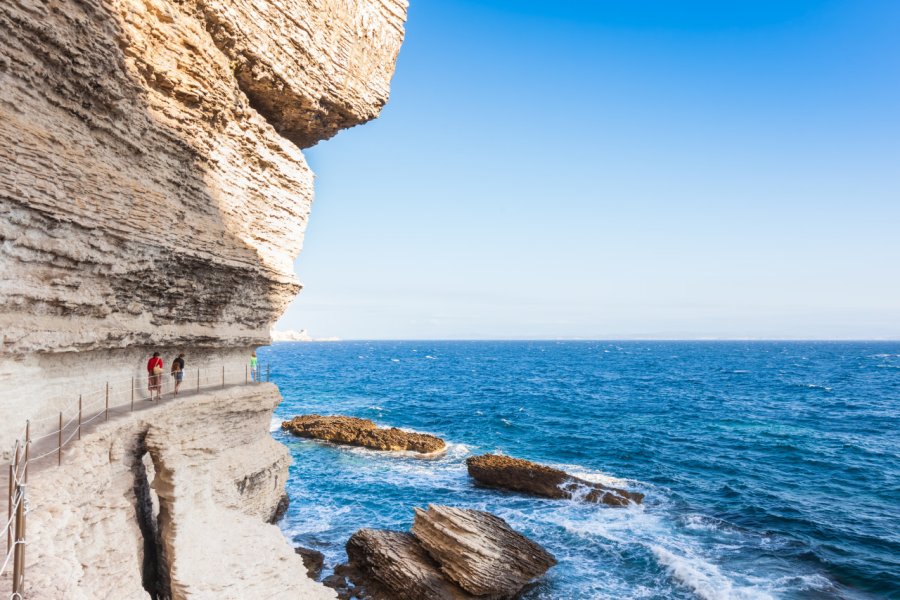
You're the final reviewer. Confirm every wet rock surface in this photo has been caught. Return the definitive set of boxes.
[282,415,446,455]
[333,505,555,600]
[466,454,644,506]
[295,546,325,579]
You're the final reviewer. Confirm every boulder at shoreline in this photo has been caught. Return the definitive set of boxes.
[331,505,555,600]
[282,415,446,454]
[342,529,475,600]
[412,505,557,598]
[466,454,643,506]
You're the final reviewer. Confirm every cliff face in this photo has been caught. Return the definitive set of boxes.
[1,0,406,594]
[0,0,407,446]
[25,385,334,599]
[0,0,405,354]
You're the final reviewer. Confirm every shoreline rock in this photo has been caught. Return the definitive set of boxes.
[466,454,644,506]
[332,505,556,600]
[282,415,447,455]
[295,546,325,579]
[342,529,475,600]
[412,505,557,597]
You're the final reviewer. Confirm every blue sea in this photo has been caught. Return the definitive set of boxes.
[259,341,900,600]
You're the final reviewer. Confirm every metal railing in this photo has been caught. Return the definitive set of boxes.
[1,361,271,598]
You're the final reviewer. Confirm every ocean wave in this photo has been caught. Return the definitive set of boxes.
[281,503,352,537]
[651,545,774,600]
[554,463,636,489]
[507,495,796,600]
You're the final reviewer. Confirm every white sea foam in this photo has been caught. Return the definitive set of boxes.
[652,546,775,600]
[503,489,789,600]
[270,416,282,432]
[280,504,351,536]
[425,355,437,359]
[806,384,833,391]
[555,463,634,488]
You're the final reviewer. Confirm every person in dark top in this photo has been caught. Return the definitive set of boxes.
[171,353,186,396]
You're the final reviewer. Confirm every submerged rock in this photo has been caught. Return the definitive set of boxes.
[282,415,446,454]
[466,454,643,506]
[338,505,555,600]
[412,505,557,598]
[294,546,325,579]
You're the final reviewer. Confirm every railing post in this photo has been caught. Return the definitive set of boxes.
[58,412,63,466]
[222,365,225,388]
[105,381,110,422]
[12,486,25,595]
[23,420,30,484]
[10,440,22,595]
[13,442,20,488]
[6,463,12,551]
[78,394,83,441]
[131,377,135,412]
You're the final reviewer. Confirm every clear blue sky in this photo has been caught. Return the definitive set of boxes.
[277,0,900,340]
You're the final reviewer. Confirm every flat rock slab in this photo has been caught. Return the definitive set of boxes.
[466,454,643,506]
[412,505,557,598]
[282,415,446,454]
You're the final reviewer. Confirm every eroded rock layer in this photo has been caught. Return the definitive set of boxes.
[466,454,644,506]
[282,414,447,454]
[412,505,557,598]
[342,529,474,600]
[0,0,407,447]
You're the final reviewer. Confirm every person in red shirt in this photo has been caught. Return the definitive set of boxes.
[147,352,164,400]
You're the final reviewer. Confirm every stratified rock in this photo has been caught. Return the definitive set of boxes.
[411,505,557,598]
[282,415,446,454]
[0,0,407,450]
[295,546,325,579]
[344,529,475,600]
[466,454,644,506]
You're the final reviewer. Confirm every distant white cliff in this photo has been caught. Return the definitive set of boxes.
[271,329,342,343]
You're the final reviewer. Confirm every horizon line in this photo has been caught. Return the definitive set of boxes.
[269,337,900,343]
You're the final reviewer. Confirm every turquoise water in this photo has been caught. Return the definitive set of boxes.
[260,341,900,599]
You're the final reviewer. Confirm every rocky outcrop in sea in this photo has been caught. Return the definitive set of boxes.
[283,415,447,454]
[466,453,644,506]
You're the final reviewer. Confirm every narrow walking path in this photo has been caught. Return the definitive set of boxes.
[1,364,269,597]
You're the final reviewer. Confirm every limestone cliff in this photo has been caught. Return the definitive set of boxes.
[0,0,407,596]
[0,0,407,447]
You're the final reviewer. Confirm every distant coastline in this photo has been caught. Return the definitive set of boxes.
[270,329,341,343]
